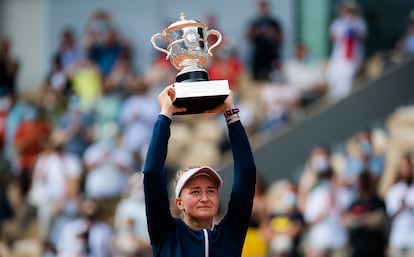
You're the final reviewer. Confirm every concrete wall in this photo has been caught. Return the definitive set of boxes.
[0,0,48,93]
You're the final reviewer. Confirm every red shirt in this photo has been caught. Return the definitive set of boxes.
[14,119,51,172]
[207,57,242,91]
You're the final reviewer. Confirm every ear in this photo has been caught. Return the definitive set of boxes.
[175,197,184,210]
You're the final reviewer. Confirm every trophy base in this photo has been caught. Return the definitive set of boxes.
[173,80,230,115]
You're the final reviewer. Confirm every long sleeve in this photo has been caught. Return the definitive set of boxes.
[143,115,174,244]
[222,120,257,244]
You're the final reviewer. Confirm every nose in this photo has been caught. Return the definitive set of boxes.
[199,192,209,202]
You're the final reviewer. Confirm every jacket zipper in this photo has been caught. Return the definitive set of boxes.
[203,229,209,257]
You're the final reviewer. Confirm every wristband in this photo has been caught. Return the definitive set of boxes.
[224,108,240,124]
[224,108,240,117]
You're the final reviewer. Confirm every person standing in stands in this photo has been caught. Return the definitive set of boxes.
[246,0,283,82]
[325,0,367,101]
[385,153,414,257]
[143,85,256,257]
[0,37,19,98]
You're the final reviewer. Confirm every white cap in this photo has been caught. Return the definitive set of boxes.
[175,166,223,198]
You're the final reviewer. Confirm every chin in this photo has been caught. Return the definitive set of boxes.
[195,210,216,219]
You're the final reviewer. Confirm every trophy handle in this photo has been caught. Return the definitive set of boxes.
[206,29,222,56]
[151,33,170,59]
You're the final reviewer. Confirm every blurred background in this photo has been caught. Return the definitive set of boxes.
[1,0,414,256]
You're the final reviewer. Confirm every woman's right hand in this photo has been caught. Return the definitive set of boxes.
[157,85,186,118]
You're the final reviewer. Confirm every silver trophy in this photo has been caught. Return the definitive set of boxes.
[151,12,230,114]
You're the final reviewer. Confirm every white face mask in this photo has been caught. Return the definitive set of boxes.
[0,97,11,111]
[311,154,329,172]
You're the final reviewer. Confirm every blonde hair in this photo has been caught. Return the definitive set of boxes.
[171,166,202,197]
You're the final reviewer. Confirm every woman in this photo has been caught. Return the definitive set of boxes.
[385,153,414,257]
[143,85,256,257]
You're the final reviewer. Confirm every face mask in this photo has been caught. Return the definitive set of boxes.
[359,140,372,155]
[283,192,297,208]
[311,155,329,172]
[0,97,11,111]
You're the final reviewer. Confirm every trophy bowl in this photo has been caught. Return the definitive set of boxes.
[151,12,230,114]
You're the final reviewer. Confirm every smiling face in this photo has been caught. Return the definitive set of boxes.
[175,175,220,228]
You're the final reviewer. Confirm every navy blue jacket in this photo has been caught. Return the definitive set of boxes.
[143,115,256,257]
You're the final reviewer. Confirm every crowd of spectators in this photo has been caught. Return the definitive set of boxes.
[0,1,414,257]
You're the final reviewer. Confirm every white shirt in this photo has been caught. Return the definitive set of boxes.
[57,218,113,257]
[114,197,150,242]
[119,94,158,152]
[284,58,325,92]
[329,16,367,66]
[304,180,352,250]
[83,142,134,198]
[32,152,82,202]
[385,181,414,248]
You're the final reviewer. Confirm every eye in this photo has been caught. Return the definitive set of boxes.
[191,190,200,195]
[207,189,217,195]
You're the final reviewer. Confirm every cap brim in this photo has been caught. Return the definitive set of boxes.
[175,166,223,198]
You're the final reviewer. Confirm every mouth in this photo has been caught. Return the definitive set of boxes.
[197,206,211,210]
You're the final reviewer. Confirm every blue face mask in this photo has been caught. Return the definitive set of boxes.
[359,140,372,155]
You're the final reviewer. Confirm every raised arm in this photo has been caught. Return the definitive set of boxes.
[210,92,257,242]
[143,85,185,244]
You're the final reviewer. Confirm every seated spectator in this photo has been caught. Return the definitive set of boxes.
[113,173,152,257]
[84,10,130,77]
[83,122,134,223]
[46,54,71,95]
[28,131,83,244]
[14,104,51,199]
[68,58,103,112]
[103,49,138,99]
[207,40,243,93]
[56,198,113,257]
[242,175,269,257]
[118,82,158,155]
[343,171,387,257]
[297,145,333,213]
[257,78,300,133]
[55,95,95,158]
[341,128,385,195]
[396,9,414,57]
[262,181,305,257]
[0,139,13,234]
[55,27,84,72]
[142,51,176,99]
[303,157,352,257]
[283,42,326,107]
